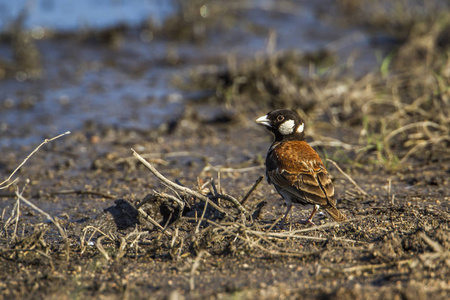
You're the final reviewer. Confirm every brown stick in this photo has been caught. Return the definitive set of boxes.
[190,250,206,291]
[342,259,411,273]
[46,189,117,199]
[137,208,172,236]
[326,159,368,196]
[208,180,246,213]
[240,176,264,205]
[131,148,230,218]
[1,131,71,189]
[419,232,444,253]
[15,191,70,259]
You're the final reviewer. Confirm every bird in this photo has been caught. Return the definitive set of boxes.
[255,109,346,227]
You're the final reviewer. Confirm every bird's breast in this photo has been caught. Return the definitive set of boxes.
[271,140,324,173]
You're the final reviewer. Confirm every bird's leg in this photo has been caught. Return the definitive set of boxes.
[279,202,292,229]
[300,204,319,225]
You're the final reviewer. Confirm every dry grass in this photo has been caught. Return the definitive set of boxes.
[181,8,449,170]
[337,0,449,37]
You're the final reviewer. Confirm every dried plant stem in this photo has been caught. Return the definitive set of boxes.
[248,229,363,244]
[326,159,368,196]
[155,192,185,208]
[2,200,19,236]
[49,189,117,199]
[116,237,127,260]
[240,176,264,205]
[195,198,209,234]
[0,131,71,189]
[208,180,246,213]
[0,178,19,190]
[207,219,317,257]
[131,148,230,218]
[202,165,264,173]
[309,137,357,150]
[96,236,111,260]
[170,227,179,249]
[15,191,70,258]
[12,197,20,240]
[419,232,444,253]
[81,225,109,253]
[383,121,446,161]
[399,136,450,164]
[155,192,186,220]
[287,216,371,234]
[137,208,172,236]
[342,259,411,273]
[383,121,443,146]
[190,250,206,291]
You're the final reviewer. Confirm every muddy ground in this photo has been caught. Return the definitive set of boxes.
[1,1,449,299]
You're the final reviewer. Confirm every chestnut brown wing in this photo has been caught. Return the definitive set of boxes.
[267,160,336,207]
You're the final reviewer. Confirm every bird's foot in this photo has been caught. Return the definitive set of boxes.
[299,218,315,226]
[277,220,286,230]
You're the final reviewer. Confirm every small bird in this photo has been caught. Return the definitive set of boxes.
[256,109,346,227]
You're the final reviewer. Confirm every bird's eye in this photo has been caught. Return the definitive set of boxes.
[277,115,284,122]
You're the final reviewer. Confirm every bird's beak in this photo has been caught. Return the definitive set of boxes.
[255,115,271,127]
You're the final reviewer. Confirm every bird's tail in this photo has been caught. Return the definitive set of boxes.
[325,206,347,222]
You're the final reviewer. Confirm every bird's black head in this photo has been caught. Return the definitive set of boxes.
[256,109,306,142]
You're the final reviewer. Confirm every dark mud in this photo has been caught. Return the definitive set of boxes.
[0,120,448,300]
[1,1,449,299]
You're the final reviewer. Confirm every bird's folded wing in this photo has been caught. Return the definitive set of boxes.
[267,161,336,207]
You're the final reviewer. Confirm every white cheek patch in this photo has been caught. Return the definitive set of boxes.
[297,123,304,133]
[279,119,295,135]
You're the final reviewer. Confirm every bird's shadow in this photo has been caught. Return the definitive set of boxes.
[104,199,139,230]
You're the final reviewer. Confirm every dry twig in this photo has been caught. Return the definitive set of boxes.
[190,250,206,291]
[342,259,411,273]
[96,235,111,260]
[137,208,172,236]
[132,148,231,218]
[195,198,208,234]
[419,232,444,253]
[326,159,368,196]
[202,164,264,173]
[0,131,71,189]
[240,176,264,205]
[208,179,247,213]
[48,189,117,199]
[15,191,70,258]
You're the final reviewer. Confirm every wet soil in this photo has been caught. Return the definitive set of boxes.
[1,1,449,299]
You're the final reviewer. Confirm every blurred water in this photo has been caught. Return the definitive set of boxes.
[0,0,175,32]
[0,1,383,148]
